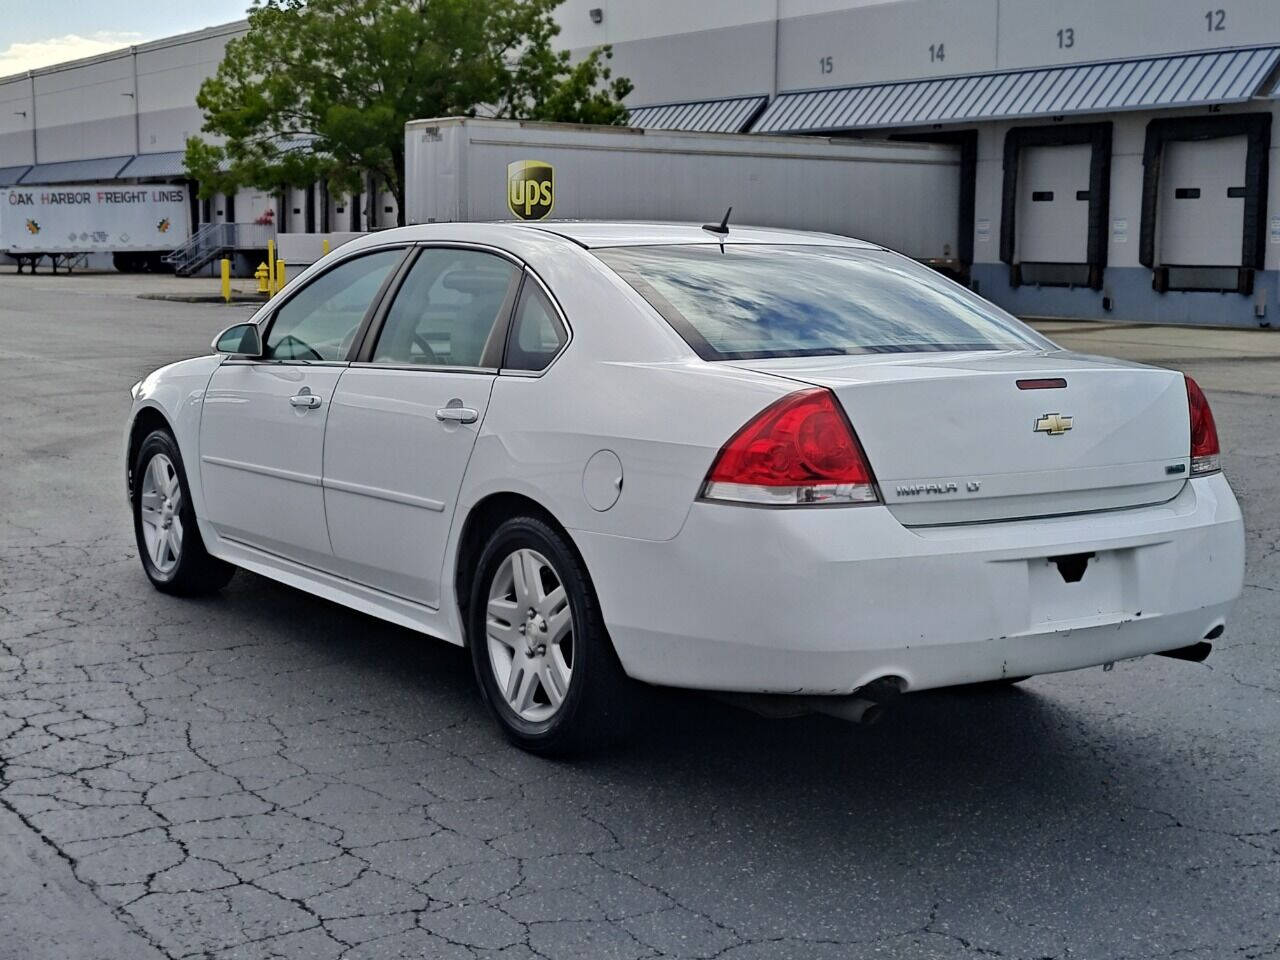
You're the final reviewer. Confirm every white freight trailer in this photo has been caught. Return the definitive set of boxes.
[276,231,367,267]
[0,183,190,272]
[404,117,963,271]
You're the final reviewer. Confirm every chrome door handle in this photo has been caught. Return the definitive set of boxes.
[290,393,322,409]
[436,404,478,424]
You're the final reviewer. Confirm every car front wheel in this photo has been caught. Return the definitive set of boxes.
[132,429,234,596]
[469,515,631,754]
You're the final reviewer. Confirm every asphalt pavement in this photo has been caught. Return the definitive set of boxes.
[1,273,1278,959]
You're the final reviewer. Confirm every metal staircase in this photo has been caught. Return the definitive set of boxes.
[164,223,274,276]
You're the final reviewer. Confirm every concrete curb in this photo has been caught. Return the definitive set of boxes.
[137,293,266,304]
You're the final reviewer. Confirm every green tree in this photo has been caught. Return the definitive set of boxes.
[185,0,633,227]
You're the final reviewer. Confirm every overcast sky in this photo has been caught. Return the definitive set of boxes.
[1,1,250,74]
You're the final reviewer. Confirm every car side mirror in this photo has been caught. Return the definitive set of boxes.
[212,322,264,358]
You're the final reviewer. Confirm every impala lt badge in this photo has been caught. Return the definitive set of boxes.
[896,480,982,496]
[1034,412,1073,436]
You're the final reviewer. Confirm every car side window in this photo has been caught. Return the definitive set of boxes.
[372,248,520,367]
[264,248,404,361]
[505,279,567,372]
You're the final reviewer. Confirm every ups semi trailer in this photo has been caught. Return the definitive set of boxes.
[0,183,191,273]
[403,117,965,276]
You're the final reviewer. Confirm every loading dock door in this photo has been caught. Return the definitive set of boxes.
[1015,144,1091,267]
[1139,113,1269,294]
[1158,136,1248,267]
[1000,123,1111,290]
[328,191,349,232]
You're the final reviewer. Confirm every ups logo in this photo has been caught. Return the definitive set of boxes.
[507,160,554,221]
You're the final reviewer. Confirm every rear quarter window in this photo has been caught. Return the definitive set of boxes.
[504,281,567,372]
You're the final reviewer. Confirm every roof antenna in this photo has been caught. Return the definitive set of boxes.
[702,206,731,237]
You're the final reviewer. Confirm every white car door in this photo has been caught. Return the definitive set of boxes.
[199,247,407,570]
[321,246,526,606]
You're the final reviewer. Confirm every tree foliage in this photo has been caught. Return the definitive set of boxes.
[186,0,633,225]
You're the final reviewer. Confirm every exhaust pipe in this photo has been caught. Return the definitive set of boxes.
[809,676,906,725]
[1156,641,1213,663]
[715,676,906,725]
[809,696,886,725]
[1155,624,1223,663]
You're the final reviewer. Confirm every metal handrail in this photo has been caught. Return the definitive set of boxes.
[165,222,276,275]
[164,222,226,273]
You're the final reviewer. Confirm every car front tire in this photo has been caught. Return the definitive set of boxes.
[469,515,631,755]
[132,429,234,596]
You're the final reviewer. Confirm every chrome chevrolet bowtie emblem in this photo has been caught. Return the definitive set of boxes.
[1034,412,1073,436]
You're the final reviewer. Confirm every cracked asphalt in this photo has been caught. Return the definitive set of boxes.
[1,274,1278,960]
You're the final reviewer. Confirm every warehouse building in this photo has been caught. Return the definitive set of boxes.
[0,20,390,274]
[561,0,1280,327]
[2,0,1278,327]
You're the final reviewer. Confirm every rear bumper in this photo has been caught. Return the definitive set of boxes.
[573,475,1244,694]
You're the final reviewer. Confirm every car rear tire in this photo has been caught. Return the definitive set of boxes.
[132,429,234,596]
[469,515,632,755]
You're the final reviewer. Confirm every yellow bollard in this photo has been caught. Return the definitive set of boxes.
[255,262,270,295]
[276,259,286,291]
[266,237,276,294]
[321,238,330,257]
[220,258,231,304]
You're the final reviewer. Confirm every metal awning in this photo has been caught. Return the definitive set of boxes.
[628,95,768,133]
[0,164,31,186]
[118,151,189,179]
[753,46,1280,133]
[20,156,134,185]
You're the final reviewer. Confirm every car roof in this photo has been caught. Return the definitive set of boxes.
[347,220,881,252]
[513,221,881,250]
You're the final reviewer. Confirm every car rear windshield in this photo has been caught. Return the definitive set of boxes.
[593,244,1047,360]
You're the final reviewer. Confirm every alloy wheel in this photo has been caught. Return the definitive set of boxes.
[485,548,575,723]
[138,453,183,575]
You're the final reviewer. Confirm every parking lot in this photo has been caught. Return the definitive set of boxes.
[1,273,1278,960]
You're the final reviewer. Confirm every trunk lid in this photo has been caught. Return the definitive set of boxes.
[727,350,1190,525]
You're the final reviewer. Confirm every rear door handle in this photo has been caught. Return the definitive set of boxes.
[436,405,478,424]
[290,393,322,409]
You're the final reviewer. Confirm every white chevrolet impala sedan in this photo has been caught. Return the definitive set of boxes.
[125,222,1244,752]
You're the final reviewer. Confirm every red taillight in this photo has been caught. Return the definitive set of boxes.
[702,388,879,505]
[1185,376,1220,475]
